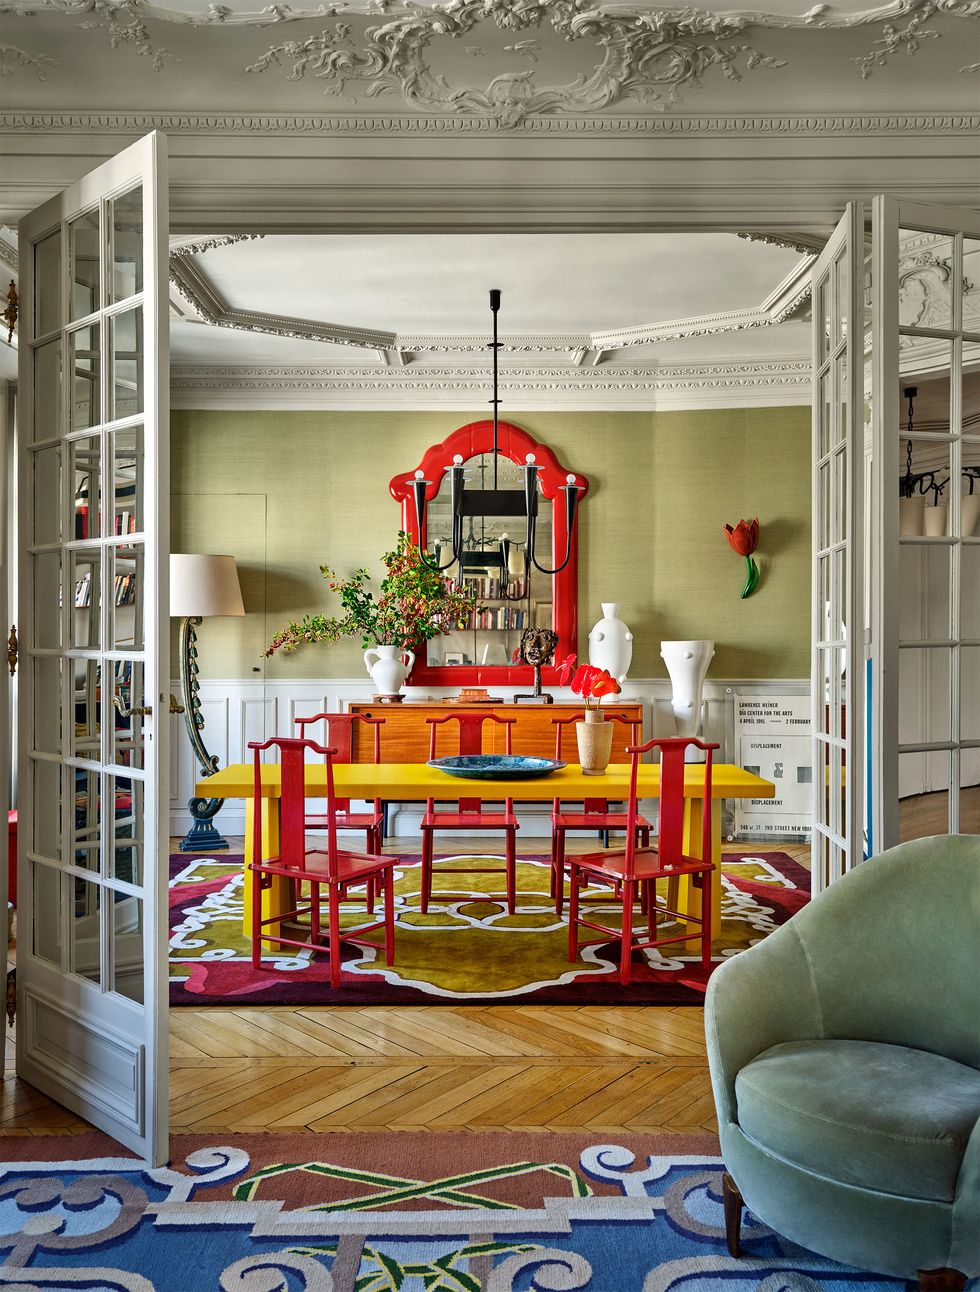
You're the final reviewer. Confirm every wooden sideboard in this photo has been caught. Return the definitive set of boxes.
[346,701,644,763]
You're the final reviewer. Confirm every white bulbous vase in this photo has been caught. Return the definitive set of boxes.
[364,644,415,696]
[660,640,714,756]
[589,603,633,701]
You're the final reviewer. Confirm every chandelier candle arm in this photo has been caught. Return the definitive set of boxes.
[410,289,580,577]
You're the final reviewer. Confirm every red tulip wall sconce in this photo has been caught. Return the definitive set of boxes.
[723,517,761,598]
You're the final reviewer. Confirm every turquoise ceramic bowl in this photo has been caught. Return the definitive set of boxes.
[427,755,567,780]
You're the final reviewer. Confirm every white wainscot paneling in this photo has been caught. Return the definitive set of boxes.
[169,678,810,838]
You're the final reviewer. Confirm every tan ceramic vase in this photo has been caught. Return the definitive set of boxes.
[576,709,613,776]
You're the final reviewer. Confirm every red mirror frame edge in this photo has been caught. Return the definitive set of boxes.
[389,419,590,688]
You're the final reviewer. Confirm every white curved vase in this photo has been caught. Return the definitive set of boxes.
[660,640,715,745]
[364,644,415,696]
[589,603,633,699]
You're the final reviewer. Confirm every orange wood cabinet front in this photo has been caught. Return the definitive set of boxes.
[346,702,644,764]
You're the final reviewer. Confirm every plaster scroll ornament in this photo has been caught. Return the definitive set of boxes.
[243,1,791,123]
[0,42,58,77]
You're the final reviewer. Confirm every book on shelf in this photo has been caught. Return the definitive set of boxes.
[463,606,528,631]
[114,511,136,535]
[445,574,528,601]
[74,570,92,607]
[113,572,136,606]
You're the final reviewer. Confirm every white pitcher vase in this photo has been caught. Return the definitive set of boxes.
[364,644,415,697]
[588,602,633,700]
[660,640,715,754]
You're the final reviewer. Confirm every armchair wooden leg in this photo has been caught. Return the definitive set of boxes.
[918,1271,967,1291]
[554,829,567,917]
[722,1173,743,1258]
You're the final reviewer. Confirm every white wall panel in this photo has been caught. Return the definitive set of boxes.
[169,676,808,838]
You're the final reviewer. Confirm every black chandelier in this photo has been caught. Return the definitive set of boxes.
[900,385,980,504]
[411,289,581,577]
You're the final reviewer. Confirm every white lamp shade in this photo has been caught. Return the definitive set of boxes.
[170,554,245,618]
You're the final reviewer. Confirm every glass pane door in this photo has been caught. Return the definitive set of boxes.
[810,203,866,892]
[873,198,980,845]
[17,133,169,1162]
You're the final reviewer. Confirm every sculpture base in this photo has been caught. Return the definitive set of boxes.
[179,819,229,853]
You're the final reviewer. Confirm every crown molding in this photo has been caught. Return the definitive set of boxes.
[169,358,811,411]
[2,110,978,137]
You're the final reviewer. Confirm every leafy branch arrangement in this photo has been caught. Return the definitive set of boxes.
[265,532,481,656]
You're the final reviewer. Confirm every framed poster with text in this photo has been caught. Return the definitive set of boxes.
[733,694,812,840]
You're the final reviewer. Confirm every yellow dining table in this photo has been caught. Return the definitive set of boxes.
[197,761,776,948]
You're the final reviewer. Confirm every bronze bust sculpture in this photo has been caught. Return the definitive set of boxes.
[514,625,559,702]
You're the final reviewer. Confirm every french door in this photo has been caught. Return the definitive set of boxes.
[810,203,866,892]
[17,133,170,1162]
[812,197,979,874]
[872,198,980,849]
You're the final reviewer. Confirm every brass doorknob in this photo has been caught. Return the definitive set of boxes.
[113,698,152,718]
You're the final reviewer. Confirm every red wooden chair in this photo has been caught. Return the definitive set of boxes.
[421,713,520,915]
[567,736,719,986]
[550,712,653,916]
[247,735,398,989]
[294,712,385,854]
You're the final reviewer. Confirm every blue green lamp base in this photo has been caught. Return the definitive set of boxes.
[178,796,229,853]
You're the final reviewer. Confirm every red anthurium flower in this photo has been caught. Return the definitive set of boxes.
[570,663,599,697]
[723,517,759,557]
[511,646,522,663]
[556,652,577,686]
[591,672,621,699]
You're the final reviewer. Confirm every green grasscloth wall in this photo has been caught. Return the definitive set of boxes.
[170,407,811,680]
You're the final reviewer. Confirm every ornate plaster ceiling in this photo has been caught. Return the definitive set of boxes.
[1,0,977,126]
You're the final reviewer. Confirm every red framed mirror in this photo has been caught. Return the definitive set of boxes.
[390,420,588,687]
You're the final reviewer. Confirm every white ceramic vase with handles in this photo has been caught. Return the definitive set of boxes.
[364,644,415,696]
[588,602,633,700]
[660,640,715,759]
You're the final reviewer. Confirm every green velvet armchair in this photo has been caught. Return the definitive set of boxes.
[705,834,980,1290]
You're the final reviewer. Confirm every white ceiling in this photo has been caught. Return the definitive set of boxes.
[169,230,811,364]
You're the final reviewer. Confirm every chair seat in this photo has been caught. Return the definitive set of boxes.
[304,811,383,829]
[253,847,396,883]
[736,1039,980,1204]
[553,810,652,831]
[569,846,710,881]
[422,810,518,829]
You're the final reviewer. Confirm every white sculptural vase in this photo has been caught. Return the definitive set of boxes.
[660,640,715,755]
[588,602,633,701]
[364,644,415,696]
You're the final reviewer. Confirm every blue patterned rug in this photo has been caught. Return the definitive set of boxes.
[0,1130,953,1290]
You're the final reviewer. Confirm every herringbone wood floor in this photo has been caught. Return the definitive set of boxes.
[4,836,813,1138]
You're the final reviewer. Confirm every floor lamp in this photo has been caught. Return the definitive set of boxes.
[171,553,245,852]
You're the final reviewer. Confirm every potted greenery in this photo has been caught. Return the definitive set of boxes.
[265,533,480,696]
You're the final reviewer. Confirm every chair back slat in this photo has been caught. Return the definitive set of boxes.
[552,712,642,815]
[616,735,719,877]
[427,712,518,814]
[295,712,384,811]
[249,735,338,873]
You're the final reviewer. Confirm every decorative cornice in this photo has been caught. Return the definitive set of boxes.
[0,234,18,274]
[170,233,265,258]
[169,358,812,410]
[2,110,977,137]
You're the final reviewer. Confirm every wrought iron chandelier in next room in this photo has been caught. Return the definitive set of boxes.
[409,289,582,576]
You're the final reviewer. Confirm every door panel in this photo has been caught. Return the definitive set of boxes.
[810,203,865,892]
[872,197,980,845]
[17,133,169,1162]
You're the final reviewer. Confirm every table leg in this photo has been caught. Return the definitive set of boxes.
[243,797,292,948]
[678,799,723,949]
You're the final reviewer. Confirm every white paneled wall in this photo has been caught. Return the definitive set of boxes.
[170,677,809,839]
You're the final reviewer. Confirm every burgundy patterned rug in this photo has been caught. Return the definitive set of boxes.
[168,849,809,1007]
